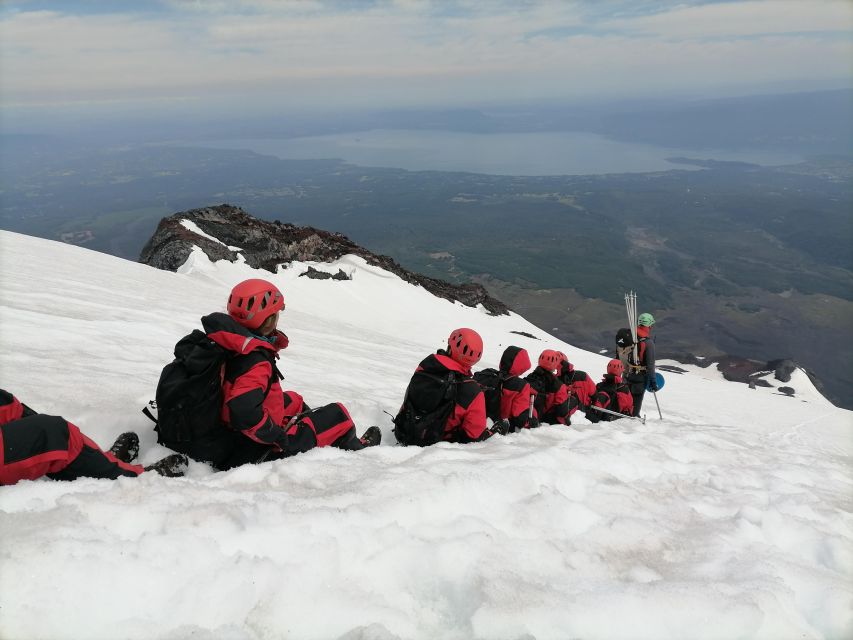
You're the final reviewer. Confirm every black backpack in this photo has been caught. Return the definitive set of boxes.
[473,368,505,422]
[152,330,232,444]
[615,328,634,348]
[393,371,460,446]
[524,367,556,416]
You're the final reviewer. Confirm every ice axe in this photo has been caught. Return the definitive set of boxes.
[590,404,646,424]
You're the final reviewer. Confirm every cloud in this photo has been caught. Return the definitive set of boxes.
[601,0,853,39]
[0,1,850,109]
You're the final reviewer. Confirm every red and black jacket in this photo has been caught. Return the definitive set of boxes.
[559,362,597,413]
[525,366,570,424]
[498,346,536,429]
[591,374,634,416]
[411,351,488,442]
[202,313,306,451]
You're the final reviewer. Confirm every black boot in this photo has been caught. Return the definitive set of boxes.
[144,454,188,477]
[358,426,382,448]
[108,432,140,464]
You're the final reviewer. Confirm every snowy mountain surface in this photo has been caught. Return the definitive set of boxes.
[0,229,851,640]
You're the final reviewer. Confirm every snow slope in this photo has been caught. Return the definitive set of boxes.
[0,230,851,640]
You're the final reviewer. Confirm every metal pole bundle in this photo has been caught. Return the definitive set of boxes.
[625,291,638,362]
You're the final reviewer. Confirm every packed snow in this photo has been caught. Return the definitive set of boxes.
[0,229,851,640]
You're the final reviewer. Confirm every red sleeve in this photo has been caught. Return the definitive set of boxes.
[456,391,488,440]
[580,378,596,405]
[0,390,25,426]
[618,390,634,415]
[225,360,288,447]
[509,383,533,421]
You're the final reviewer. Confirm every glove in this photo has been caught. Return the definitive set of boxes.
[490,419,510,436]
[648,381,658,392]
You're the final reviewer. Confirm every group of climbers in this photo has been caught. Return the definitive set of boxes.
[1,276,658,485]
[393,310,657,445]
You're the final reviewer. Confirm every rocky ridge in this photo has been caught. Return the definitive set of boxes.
[139,204,509,316]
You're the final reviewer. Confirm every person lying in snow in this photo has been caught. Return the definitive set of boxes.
[394,328,506,446]
[524,349,571,425]
[0,389,186,485]
[153,278,380,471]
[556,351,597,419]
[585,359,634,423]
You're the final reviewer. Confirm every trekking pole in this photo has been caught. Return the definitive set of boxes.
[652,391,663,420]
[590,405,646,425]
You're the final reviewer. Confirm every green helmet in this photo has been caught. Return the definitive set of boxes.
[638,313,655,327]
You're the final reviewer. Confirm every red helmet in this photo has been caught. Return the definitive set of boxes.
[556,351,568,364]
[538,349,561,373]
[447,328,483,368]
[227,279,285,330]
[607,359,624,377]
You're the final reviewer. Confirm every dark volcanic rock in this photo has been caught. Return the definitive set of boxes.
[139,204,509,315]
[767,359,797,383]
[299,266,351,281]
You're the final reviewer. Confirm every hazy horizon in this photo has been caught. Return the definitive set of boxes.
[1,0,851,135]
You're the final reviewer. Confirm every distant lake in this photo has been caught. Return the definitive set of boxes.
[192,129,802,176]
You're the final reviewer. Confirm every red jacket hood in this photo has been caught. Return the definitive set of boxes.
[201,312,285,356]
[500,346,531,377]
[417,351,473,377]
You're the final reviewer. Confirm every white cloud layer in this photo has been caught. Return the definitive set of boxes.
[0,1,850,109]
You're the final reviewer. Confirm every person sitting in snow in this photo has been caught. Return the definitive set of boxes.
[154,278,380,470]
[556,351,597,419]
[0,389,186,485]
[495,346,538,431]
[585,359,634,423]
[394,328,503,446]
[524,350,570,425]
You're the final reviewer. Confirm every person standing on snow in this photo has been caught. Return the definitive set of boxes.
[394,328,503,445]
[0,389,186,485]
[585,359,634,423]
[625,313,657,417]
[155,278,380,470]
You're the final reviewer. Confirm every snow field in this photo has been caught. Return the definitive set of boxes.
[0,230,852,640]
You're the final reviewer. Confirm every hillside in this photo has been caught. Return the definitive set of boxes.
[2,142,851,409]
[0,229,851,640]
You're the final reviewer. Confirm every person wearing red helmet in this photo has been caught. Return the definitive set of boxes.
[556,352,597,418]
[394,328,494,445]
[524,349,570,425]
[585,359,634,423]
[157,278,379,470]
[0,389,186,485]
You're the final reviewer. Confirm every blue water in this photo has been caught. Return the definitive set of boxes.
[193,129,802,176]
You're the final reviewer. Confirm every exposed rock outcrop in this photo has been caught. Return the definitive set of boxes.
[299,267,351,281]
[139,204,509,315]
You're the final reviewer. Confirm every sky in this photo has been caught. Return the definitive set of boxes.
[1,0,851,117]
